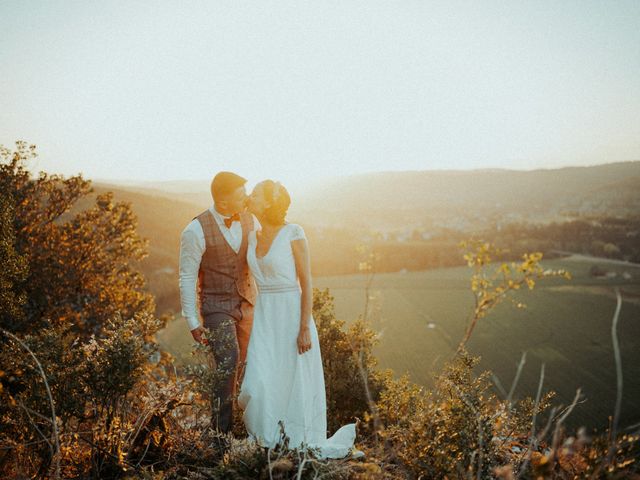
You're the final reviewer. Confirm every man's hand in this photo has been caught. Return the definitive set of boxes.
[191,326,208,345]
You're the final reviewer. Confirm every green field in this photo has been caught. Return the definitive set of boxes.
[157,255,640,433]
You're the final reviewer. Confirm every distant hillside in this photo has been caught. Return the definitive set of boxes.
[103,180,211,209]
[294,161,640,229]
[88,161,640,314]
[110,161,640,230]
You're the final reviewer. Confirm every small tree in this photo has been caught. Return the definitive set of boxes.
[0,141,154,337]
[458,239,571,350]
[0,141,162,479]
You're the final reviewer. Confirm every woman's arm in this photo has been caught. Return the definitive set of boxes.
[292,235,312,354]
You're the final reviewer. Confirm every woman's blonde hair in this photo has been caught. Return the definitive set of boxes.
[259,180,291,225]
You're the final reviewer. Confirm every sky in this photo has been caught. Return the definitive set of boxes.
[1,1,639,190]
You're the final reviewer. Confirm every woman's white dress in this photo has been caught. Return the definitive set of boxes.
[238,223,357,459]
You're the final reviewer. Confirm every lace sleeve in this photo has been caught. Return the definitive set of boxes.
[289,224,307,241]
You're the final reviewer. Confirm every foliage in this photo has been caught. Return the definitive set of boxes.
[0,141,163,478]
[183,321,238,433]
[374,350,549,477]
[313,288,390,437]
[1,141,638,478]
[374,347,640,478]
[0,187,28,323]
[365,240,638,479]
[458,239,572,349]
[0,141,154,337]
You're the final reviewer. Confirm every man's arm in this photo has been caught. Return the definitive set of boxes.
[179,220,206,342]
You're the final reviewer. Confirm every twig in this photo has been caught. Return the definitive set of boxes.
[17,401,52,448]
[443,378,485,479]
[18,401,57,424]
[535,405,558,448]
[623,421,640,432]
[507,352,527,405]
[549,388,582,463]
[495,351,529,451]
[491,373,507,398]
[134,438,152,468]
[362,254,376,322]
[76,435,139,470]
[551,389,584,426]
[0,431,94,451]
[516,363,545,479]
[606,287,623,466]
[296,449,309,480]
[352,256,409,477]
[1,328,61,480]
[267,446,274,480]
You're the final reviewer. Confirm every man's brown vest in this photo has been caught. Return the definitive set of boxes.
[195,210,256,319]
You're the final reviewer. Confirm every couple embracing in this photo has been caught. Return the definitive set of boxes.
[179,171,361,459]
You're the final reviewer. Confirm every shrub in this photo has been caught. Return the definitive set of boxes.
[0,141,163,478]
[313,288,390,438]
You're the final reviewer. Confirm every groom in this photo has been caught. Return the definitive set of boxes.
[179,171,260,432]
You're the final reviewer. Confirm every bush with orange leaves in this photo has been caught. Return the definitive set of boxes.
[0,141,164,479]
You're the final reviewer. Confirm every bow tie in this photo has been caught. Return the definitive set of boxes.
[223,213,240,228]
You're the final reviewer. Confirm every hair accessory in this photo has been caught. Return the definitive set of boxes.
[272,181,282,202]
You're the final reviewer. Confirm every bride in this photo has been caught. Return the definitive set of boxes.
[237,179,360,459]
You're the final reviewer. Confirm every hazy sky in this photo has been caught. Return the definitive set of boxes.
[1,1,639,189]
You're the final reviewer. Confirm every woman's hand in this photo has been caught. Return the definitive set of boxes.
[297,326,312,354]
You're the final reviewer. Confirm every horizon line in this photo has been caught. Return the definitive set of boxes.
[91,158,640,185]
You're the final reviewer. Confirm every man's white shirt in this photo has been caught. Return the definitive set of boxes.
[179,207,261,331]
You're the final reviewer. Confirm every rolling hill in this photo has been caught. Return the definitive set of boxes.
[83,162,640,433]
[103,161,640,231]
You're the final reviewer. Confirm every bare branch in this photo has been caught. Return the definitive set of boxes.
[1,328,61,480]
[516,362,545,478]
[606,287,623,466]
